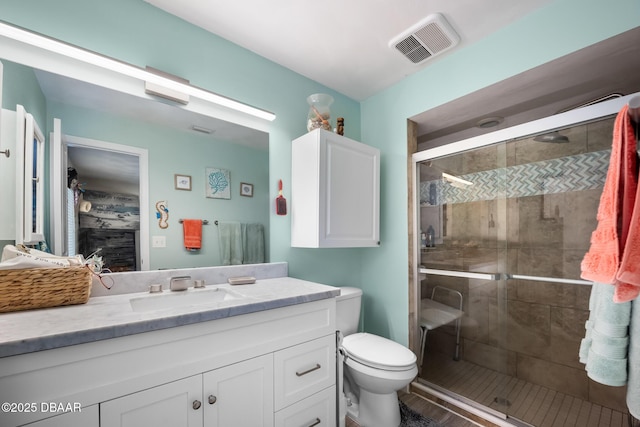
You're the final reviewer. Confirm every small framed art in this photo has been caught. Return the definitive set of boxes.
[240,182,254,197]
[175,174,192,191]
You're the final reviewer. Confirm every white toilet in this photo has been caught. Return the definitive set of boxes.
[336,287,418,427]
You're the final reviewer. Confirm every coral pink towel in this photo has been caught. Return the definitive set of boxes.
[581,105,640,302]
[182,219,203,251]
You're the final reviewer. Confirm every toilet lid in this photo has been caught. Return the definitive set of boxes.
[342,333,416,371]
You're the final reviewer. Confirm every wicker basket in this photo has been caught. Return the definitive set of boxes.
[0,266,92,313]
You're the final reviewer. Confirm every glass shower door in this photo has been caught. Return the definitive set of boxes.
[413,106,631,425]
[416,142,512,419]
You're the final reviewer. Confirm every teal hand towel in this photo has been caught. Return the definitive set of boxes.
[218,221,243,265]
[580,282,631,387]
[627,298,640,419]
[242,223,265,264]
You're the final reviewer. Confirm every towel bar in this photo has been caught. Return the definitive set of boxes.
[179,219,209,225]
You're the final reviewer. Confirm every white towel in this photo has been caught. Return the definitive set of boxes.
[0,245,84,269]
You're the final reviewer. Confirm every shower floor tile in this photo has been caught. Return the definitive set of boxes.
[420,351,629,427]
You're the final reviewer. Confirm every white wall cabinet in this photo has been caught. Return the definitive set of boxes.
[291,129,380,248]
[0,108,17,240]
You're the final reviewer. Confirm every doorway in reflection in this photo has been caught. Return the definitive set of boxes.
[68,145,141,271]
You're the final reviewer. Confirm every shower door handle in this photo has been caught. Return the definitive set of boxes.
[420,268,502,281]
[506,274,592,286]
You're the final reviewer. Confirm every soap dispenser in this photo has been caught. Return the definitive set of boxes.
[426,225,435,247]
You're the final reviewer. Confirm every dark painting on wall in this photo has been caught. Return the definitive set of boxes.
[79,190,140,230]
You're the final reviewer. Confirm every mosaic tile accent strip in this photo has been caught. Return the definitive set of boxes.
[420,150,610,205]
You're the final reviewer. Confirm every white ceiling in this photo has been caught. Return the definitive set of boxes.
[143,0,555,101]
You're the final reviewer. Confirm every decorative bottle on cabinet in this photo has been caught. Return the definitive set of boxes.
[291,128,380,248]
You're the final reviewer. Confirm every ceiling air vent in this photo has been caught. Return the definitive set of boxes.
[390,13,460,64]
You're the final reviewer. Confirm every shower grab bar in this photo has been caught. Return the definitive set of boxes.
[507,274,592,286]
[420,268,501,281]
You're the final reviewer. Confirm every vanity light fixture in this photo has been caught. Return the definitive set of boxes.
[144,66,190,105]
[0,22,276,121]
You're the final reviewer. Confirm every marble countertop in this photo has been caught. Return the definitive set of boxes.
[0,277,340,358]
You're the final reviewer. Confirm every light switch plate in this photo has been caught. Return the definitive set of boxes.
[152,235,166,248]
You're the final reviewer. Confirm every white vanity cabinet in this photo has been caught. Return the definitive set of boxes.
[21,405,98,427]
[203,354,274,427]
[101,355,274,427]
[3,298,336,427]
[101,375,202,427]
[274,335,336,427]
[291,129,380,248]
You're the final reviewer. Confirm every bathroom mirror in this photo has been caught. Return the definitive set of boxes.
[0,56,270,271]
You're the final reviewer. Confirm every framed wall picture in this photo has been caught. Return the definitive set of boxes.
[175,174,192,191]
[205,167,231,199]
[240,182,254,197]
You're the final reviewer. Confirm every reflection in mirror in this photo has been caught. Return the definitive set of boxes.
[1,58,270,271]
[14,106,47,245]
[24,112,45,244]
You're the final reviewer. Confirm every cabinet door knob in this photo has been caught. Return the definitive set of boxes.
[208,395,217,405]
[296,363,321,377]
[192,400,201,410]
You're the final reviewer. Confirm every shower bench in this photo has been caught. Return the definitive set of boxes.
[419,286,464,367]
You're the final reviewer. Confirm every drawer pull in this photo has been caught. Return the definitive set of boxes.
[296,363,321,377]
[308,418,321,427]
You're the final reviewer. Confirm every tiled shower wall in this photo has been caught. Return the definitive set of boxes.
[420,116,628,412]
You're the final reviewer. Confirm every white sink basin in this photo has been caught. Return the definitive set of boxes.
[130,287,245,312]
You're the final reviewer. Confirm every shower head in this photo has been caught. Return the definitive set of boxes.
[533,131,570,143]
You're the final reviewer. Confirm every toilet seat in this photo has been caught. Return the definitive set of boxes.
[342,333,416,371]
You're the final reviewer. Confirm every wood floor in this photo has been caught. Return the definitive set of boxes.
[420,352,630,427]
[345,391,480,427]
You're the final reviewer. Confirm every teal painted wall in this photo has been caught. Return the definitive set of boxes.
[2,60,46,133]
[0,0,365,287]
[360,0,640,345]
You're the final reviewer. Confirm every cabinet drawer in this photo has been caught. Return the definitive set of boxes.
[274,335,336,410]
[275,386,336,427]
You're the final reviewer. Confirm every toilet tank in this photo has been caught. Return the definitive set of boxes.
[336,287,362,336]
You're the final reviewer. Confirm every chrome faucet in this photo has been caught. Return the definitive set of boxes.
[170,276,192,291]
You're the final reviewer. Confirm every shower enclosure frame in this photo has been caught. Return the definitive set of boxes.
[409,91,640,425]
